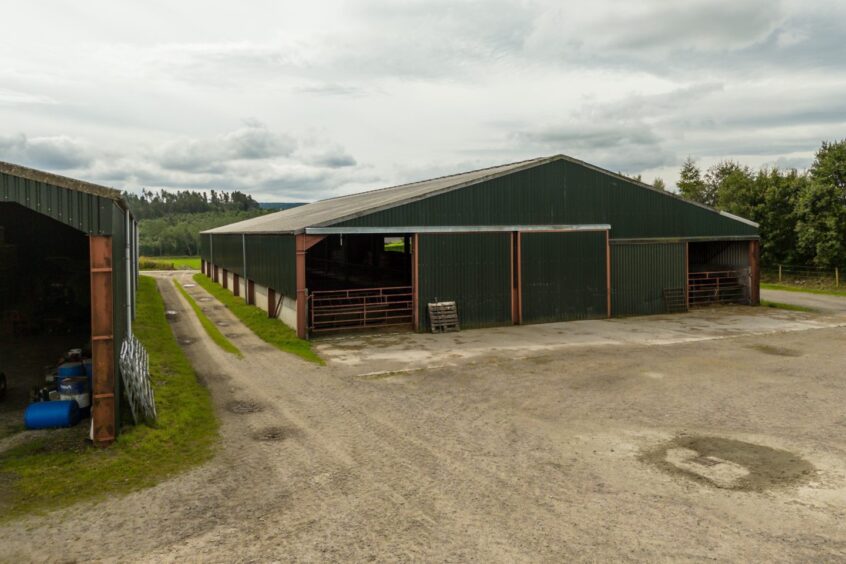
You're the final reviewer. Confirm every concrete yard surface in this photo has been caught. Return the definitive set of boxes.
[1,274,845,562]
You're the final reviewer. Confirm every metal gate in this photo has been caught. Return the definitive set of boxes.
[309,286,413,333]
[688,269,749,306]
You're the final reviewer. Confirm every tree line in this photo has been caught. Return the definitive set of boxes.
[673,139,846,268]
[125,189,266,256]
[124,188,261,220]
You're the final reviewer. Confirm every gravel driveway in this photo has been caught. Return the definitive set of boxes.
[2,274,845,562]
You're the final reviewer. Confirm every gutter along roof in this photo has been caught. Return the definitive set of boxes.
[203,154,759,235]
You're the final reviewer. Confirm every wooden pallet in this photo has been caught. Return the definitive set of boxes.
[428,301,460,333]
[662,288,688,313]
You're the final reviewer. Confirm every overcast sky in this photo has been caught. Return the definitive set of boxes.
[2,0,844,201]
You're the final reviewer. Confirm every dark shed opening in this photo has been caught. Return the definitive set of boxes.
[0,203,93,437]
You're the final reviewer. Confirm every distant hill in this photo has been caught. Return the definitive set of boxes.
[259,202,308,211]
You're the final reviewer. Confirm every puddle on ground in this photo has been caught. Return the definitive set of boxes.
[642,435,815,491]
[251,426,295,442]
[217,321,229,327]
[748,344,803,357]
[197,297,212,302]
[226,400,263,414]
[178,338,193,346]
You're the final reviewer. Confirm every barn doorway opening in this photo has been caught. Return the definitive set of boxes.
[306,234,414,333]
[0,203,92,435]
[687,241,752,307]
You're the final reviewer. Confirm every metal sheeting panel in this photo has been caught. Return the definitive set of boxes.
[611,242,686,316]
[199,233,212,262]
[520,231,607,323]
[418,233,511,331]
[210,234,244,276]
[335,160,758,239]
[0,171,113,235]
[244,234,297,297]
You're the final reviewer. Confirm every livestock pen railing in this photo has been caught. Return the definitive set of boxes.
[687,269,749,307]
[309,286,414,333]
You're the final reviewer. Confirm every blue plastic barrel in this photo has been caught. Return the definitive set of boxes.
[82,359,93,377]
[59,376,90,417]
[58,362,85,380]
[24,400,80,429]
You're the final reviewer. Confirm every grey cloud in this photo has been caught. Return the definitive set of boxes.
[0,133,93,170]
[307,148,357,168]
[156,122,296,173]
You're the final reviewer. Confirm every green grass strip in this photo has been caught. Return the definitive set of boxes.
[0,276,218,520]
[761,282,846,297]
[173,279,242,358]
[760,299,816,313]
[140,256,201,271]
[192,273,323,365]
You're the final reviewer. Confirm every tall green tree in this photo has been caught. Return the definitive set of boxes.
[795,140,846,268]
[677,157,709,205]
[653,177,666,191]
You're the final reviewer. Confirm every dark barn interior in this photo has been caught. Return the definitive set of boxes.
[0,203,92,434]
[306,234,414,332]
[687,240,751,307]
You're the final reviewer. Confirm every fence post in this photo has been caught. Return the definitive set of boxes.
[836,268,840,288]
[778,264,782,283]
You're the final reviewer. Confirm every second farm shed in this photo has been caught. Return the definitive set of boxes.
[200,155,760,337]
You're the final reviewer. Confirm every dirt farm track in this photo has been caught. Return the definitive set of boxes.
[1,273,845,562]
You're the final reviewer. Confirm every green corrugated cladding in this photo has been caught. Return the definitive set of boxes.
[610,242,686,316]
[0,171,116,235]
[200,233,297,298]
[418,233,511,331]
[1,171,134,428]
[334,160,758,239]
[521,231,607,323]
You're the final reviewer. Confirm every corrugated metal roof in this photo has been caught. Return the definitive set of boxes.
[0,161,125,203]
[204,154,758,234]
[204,157,554,234]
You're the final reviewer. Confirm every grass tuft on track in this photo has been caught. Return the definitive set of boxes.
[193,273,323,365]
[174,279,242,358]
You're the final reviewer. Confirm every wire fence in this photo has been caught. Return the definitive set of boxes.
[761,264,842,289]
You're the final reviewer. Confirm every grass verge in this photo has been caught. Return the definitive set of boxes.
[761,282,846,297]
[0,276,218,521]
[192,273,323,364]
[760,299,816,313]
[140,256,201,271]
[173,279,242,358]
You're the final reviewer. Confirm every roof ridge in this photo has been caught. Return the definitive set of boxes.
[317,155,551,204]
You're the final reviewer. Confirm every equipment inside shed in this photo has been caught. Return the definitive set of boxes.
[687,241,752,307]
[0,203,93,435]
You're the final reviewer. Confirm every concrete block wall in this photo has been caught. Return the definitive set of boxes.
[208,262,298,333]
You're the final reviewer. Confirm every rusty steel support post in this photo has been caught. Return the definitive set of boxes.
[296,234,308,338]
[248,280,255,305]
[605,230,611,318]
[684,241,690,310]
[749,239,760,305]
[412,233,420,331]
[213,265,219,283]
[511,232,519,324]
[222,269,228,290]
[233,273,240,297]
[516,231,523,324]
[268,288,276,318]
[89,236,116,447]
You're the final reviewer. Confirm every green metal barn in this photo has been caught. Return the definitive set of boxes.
[200,155,760,338]
[0,162,139,446]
